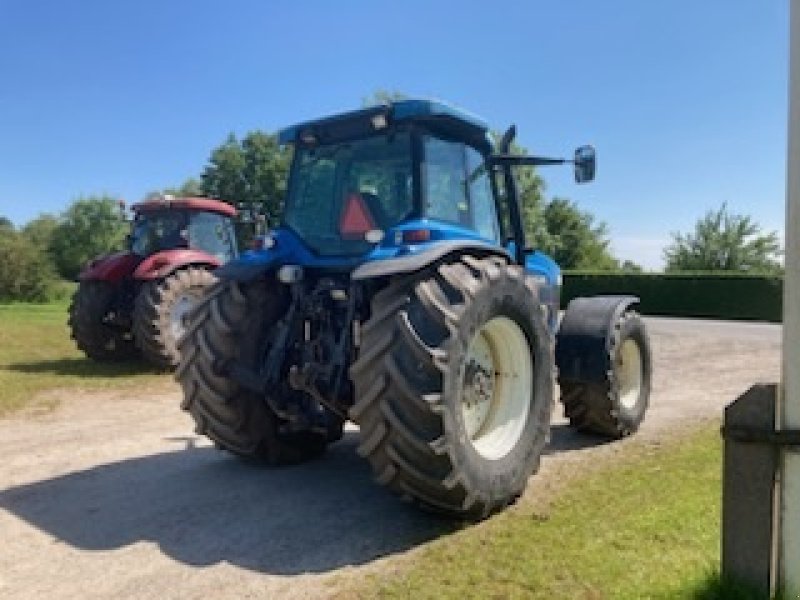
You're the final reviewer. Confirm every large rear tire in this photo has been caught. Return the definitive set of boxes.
[133,267,217,369]
[350,256,553,519]
[560,311,651,438]
[176,279,332,464]
[68,281,137,361]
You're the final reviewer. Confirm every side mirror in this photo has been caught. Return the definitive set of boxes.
[574,145,596,184]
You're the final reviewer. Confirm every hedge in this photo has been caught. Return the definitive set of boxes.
[562,272,783,322]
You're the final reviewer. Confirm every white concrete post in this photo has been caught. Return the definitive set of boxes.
[782,0,800,591]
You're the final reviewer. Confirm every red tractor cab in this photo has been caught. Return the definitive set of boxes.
[69,197,238,368]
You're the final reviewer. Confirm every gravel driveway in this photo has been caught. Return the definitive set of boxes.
[0,317,781,599]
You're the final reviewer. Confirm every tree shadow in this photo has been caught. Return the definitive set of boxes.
[0,431,456,575]
[6,357,166,378]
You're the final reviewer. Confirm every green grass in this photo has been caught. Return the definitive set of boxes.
[689,570,781,600]
[346,427,773,600]
[0,300,170,415]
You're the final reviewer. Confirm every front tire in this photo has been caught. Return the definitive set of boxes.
[350,256,554,519]
[133,267,216,369]
[176,279,333,464]
[68,280,137,361]
[560,311,651,438]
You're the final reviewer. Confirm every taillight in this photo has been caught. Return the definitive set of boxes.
[251,234,276,250]
[402,229,431,244]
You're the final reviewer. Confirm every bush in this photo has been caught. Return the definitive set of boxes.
[563,271,783,322]
[50,196,128,280]
[0,232,55,302]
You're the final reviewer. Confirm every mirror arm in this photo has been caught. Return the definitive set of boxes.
[489,154,570,167]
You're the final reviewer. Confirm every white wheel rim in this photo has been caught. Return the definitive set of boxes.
[460,316,532,460]
[170,293,197,340]
[617,338,643,411]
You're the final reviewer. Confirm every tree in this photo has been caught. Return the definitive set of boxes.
[517,161,553,252]
[200,131,291,224]
[145,177,204,200]
[0,230,54,302]
[50,196,128,279]
[21,212,58,254]
[489,133,553,250]
[170,177,203,197]
[620,259,644,273]
[664,203,782,273]
[21,213,59,276]
[0,216,13,235]
[541,197,618,270]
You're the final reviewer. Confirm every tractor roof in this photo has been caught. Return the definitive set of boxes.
[278,99,492,152]
[131,197,237,218]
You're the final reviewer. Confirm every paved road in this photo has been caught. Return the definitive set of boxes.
[0,318,782,599]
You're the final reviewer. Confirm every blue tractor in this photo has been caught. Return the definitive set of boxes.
[176,100,652,518]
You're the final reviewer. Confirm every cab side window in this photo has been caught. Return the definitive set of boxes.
[466,146,500,243]
[422,136,500,243]
[422,137,469,226]
[189,212,236,262]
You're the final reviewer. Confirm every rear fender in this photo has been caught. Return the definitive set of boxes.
[132,249,221,281]
[212,247,287,282]
[555,295,640,384]
[78,252,141,283]
[214,240,512,284]
[351,240,511,281]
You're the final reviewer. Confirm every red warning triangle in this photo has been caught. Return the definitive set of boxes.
[339,193,375,238]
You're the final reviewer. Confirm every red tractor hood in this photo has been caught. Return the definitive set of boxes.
[132,249,222,280]
[79,252,142,283]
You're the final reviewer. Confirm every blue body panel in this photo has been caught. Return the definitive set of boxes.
[502,241,561,331]
[524,250,562,332]
[228,221,562,333]
[236,219,499,270]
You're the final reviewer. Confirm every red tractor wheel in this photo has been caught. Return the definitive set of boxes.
[69,281,137,361]
[133,267,217,369]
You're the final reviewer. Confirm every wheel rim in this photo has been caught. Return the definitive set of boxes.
[170,293,197,340]
[617,338,643,410]
[460,316,532,460]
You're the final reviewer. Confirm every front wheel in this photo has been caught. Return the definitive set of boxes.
[560,311,652,438]
[350,256,554,519]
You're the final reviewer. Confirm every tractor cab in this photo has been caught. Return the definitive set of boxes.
[260,100,594,286]
[278,101,500,259]
[130,197,238,263]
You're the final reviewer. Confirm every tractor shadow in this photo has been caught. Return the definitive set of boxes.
[6,357,166,378]
[0,425,612,576]
[544,423,616,455]
[0,431,455,575]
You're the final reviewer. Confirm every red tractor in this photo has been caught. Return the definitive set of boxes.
[68,197,238,368]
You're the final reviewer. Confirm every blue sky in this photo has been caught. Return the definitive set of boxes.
[0,1,788,269]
